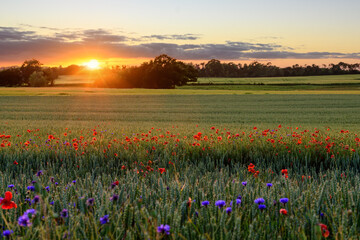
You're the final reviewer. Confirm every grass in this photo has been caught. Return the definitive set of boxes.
[196,74,360,84]
[1,95,360,130]
[1,84,360,238]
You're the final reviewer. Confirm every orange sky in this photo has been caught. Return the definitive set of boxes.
[1,1,359,68]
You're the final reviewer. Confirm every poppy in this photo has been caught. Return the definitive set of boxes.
[0,191,17,209]
[280,209,287,215]
[319,224,330,238]
[159,168,166,174]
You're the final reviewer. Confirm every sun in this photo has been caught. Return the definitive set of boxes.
[83,59,100,70]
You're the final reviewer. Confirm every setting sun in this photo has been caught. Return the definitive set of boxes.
[83,59,100,70]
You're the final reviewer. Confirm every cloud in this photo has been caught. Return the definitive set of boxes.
[141,34,200,41]
[0,26,359,64]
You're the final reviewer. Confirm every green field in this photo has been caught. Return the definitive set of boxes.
[195,74,360,84]
[1,84,360,238]
[1,94,360,130]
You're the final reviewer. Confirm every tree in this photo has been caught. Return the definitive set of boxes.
[29,71,47,87]
[0,68,22,86]
[20,59,43,85]
[205,59,224,77]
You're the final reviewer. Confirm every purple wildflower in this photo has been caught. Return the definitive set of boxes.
[60,209,68,218]
[157,224,171,235]
[32,195,40,204]
[226,207,232,214]
[100,215,109,225]
[201,201,210,206]
[86,198,95,207]
[2,230,13,237]
[18,215,32,227]
[258,204,266,210]
[110,194,119,202]
[215,200,226,209]
[254,198,265,204]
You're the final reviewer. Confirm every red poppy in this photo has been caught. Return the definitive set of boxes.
[280,209,287,215]
[187,197,192,207]
[113,181,119,185]
[319,224,330,238]
[0,191,17,209]
[159,168,166,174]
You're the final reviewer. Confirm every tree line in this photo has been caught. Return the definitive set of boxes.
[1,56,359,88]
[194,59,360,78]
[0,59,58,87]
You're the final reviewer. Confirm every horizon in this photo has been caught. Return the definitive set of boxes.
[1,0,359,68]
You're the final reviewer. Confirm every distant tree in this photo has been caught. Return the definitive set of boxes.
[205,59,224,77]
[29,71,47,87]
[0,67,22,86]
[42,67,58,86]
[20,59,43,84]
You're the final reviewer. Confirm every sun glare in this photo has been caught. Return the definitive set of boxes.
[84,59,100,70]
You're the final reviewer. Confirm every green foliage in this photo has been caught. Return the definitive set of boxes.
[0,59,58,87]
[29,71,48,87]
[197,60,360,78]
[95,54,198,89]
[0,67,22,86]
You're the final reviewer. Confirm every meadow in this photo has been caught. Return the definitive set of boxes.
[0,82,360,239]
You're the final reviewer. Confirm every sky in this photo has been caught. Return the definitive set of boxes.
[1,0,360,67]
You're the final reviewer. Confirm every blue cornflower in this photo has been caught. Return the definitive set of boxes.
[237,195,242,200]
[110,194,119,202]
[2,230,13,237]
[72,180,76,184]
[254,198,265,204]
[60,209,68,218]
[157,224,171,235]
[280,198,289,205]
[226,207,232,214]
[241,181,247,186]
[32,195,40,204]
[36,170,43,177]
[18,215,32,227]
[45,186,50,192]
[320,212,324,218]
[258,204,266,210]
[7,184,14,189]
[100,215,109,225]
[215,200,226,209]
[50,201,54,205]
[24,209,37,218]
[235,199,241,205]
[27,186,35,191]
[267,183,273,188]
[201,201,210,206]
[86,198,95,207]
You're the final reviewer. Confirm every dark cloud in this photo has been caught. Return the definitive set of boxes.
[0,26,359,63]
[0,27,36,41]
